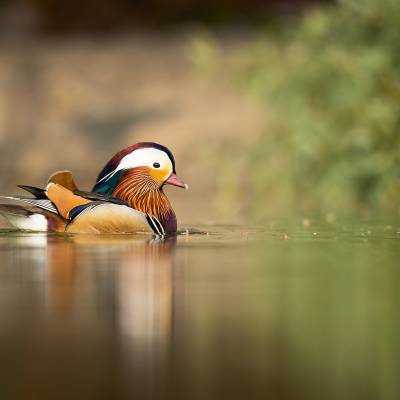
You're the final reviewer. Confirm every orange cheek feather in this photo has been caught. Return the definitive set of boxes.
[149,166,170,183]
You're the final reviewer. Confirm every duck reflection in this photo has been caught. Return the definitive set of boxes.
[117,238,173,343]
[40,234,177,396]
[46,234,176,349]
[46,238,77,313]
[46,234,175,315]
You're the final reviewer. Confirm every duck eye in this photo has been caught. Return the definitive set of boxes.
[153,162,160,168]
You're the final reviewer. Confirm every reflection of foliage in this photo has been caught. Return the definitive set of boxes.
[193,0,400,216]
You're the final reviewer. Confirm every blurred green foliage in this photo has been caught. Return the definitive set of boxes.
[193,0,400,217]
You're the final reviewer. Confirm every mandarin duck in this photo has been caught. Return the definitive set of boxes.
[0,142,187,235]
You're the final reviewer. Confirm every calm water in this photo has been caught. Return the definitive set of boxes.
[0,219,399,400]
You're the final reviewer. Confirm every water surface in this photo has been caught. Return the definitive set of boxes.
[0,219,399,399]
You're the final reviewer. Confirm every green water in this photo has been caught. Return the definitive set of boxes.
[0,219,399,399]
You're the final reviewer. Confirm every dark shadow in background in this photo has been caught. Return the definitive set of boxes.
[1,0,334,34]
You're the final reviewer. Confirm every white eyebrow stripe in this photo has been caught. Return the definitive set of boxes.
[97,148,173,184]
[116,148,172,173]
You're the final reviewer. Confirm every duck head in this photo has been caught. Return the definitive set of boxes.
[92,142,187,233]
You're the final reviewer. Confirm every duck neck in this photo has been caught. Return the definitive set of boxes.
[112,169,177,233]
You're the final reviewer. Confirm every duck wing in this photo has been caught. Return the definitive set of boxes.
[74,190,128,205]
[0,193,58,214]
[4,171,126,215]
[1,171,161,235]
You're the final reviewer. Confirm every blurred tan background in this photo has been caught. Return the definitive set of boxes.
[0,0,274,225]
[1,0,398,227]
[0,31,264,225]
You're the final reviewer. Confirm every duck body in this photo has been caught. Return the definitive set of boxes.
[0,142,187,235]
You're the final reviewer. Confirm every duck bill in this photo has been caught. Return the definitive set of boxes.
[165,173,188,189]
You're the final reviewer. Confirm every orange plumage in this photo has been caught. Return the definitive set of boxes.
[0,142,187,235]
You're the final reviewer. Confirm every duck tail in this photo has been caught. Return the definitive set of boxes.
[17,185,47,198]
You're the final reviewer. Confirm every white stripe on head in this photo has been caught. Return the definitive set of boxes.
[101,148,173,183]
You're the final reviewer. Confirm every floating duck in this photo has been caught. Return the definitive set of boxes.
[0,142,187,235]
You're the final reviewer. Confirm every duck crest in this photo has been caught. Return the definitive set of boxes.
[112,168,177,233]
[94,142,176,188]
